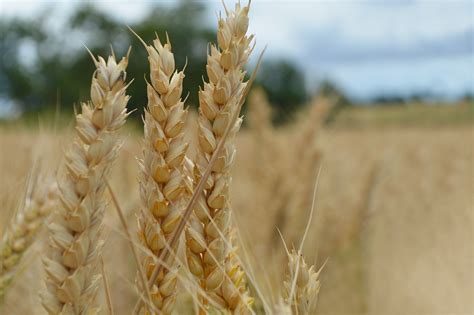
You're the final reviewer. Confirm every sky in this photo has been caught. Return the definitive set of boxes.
[1,0,473,101]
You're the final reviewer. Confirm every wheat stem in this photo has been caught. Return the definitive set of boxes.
[106,181,153,310]
[100,255,114,315]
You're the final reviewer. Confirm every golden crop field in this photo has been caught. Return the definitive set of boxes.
[0,2,473,314]
[0,96,472,314]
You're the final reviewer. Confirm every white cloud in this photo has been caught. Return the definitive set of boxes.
[312,54,474,99]
[240,0,474,57]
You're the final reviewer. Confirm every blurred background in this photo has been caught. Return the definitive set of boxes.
[1,0,472,122]
[0,1,473,314]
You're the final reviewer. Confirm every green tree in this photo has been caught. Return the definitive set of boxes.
[1,3,309,122]
[0,2,213,118]
[316,79,351,124]
[256,59,308,123]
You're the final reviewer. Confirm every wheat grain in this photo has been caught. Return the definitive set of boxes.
[136,34,188,315]
[185,2,255,313]
[41,51,130,314]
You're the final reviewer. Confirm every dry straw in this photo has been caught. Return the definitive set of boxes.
[41,51,130,314]
[136,34,188,314]
[185,2,255,313]
[0,175,57,298]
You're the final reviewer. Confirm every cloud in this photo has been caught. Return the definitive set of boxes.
[239,0,474,98]
[2,0,473,99]
[240,0,473,62]
[302,28,473,64]
[315,54,474,100]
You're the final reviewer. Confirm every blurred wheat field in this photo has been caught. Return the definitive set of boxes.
[0,104,472,314]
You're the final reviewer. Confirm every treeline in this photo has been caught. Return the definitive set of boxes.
[0,2,315,123]
[6,2,463,125]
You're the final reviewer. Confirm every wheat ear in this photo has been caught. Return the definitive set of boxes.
[185,2,254,313]
[287,98,331,246]
[247,87,291,252]
[0,176,57,298]
[247,86,273,144]
[135,33,188,315]
[41,51,130,314]
[247,87,278,191]
[284,249,322,315]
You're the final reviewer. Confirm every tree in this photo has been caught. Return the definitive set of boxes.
[1,3,310,122]
[0,2,213,117]
[256,59,308,123]
[316,80,351,124]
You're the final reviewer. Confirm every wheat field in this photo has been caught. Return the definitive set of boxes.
[0,1,473,314]
[0,107,472,314]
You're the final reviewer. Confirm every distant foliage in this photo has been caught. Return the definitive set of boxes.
[316,80,351,124]
[257,59,308,124]
[0,3,311,123]
[0,2,212,116]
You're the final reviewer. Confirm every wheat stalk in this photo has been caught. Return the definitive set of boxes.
[99,256,114,315]
[134,33,188,315]
[41,50,130,314]
[185,2,255,313]
[0,175,57,298]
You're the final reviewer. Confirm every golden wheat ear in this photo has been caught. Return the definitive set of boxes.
[40,50,130,314]
[283,249,323,315]
[133,30,188,314]
[0,172,57,299]
[182,1,257,313]
[132,3,265,313]
[279,163,324,315]
[283,98,332,248]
